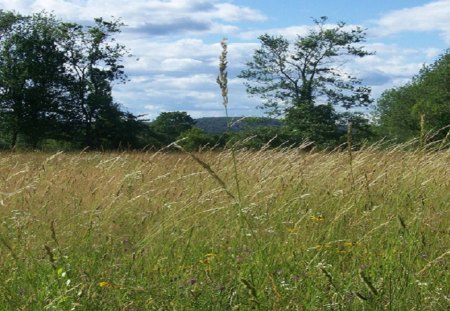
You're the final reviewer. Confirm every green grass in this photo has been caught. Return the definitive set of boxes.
[0,145,449,310]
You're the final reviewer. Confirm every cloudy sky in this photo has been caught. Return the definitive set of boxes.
[1,0,449,119]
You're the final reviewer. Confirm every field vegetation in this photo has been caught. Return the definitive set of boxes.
[0,142,449,310]
[1,11,449,311]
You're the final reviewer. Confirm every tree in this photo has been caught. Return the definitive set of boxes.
[337,111,374,146]
[375,84,420,141]
[178,127,215,151]
[376,49,450,142]
[240,17,372,116]
[0,11,67,147]
[151,111,196,144]
[284,101,339,145]
[239,17,373,145]
[0,11,139,149]
[58,17,129,147]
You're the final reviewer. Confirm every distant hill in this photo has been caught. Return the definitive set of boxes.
[195,117,282,134]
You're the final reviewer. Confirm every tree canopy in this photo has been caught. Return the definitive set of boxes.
[376,49,450,142]
[150,111,196,144]
[0,11,67,147]
[0,10,145,149]
[238,17,374,145]
[239,16,373,117]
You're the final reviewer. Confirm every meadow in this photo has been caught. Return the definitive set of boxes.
[0,143,449,310]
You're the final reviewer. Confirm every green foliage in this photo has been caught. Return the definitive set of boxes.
[178,127,217,151]
[195,117,281,134]
[151,111,196,144]
[0,10,147,150]
[285,102,339,146]
[376,50,450,142]
[228,111,375,150]
[59,17,130,148]
[337,112,375,147]
[239,16,373,117]
[239,17,373,147]
[0,11,67,147]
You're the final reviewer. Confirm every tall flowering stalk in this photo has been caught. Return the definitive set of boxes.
[217,39,230,124]
[217,38,241,203]
[216,38,259,245]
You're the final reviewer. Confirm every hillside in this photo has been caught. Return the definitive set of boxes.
[194,116,282,134]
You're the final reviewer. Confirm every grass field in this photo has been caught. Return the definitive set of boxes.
[0,144,449,310]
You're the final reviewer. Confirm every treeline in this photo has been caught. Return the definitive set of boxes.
[0,11,149,149]
[0,11,449,151]
[376,50,450,143]
[149,111,372,151]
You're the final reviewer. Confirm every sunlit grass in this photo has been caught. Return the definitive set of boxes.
[0,145,449,310]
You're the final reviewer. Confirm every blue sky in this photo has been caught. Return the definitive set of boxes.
[1,0,449,119]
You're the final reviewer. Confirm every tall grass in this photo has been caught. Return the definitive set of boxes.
[0,144,449,310]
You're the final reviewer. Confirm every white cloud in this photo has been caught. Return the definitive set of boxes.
[239,25,311,40]
[144,104,165,112]
[105,33,263,117]
[121,38,221,74]
[424,47,442,58]
[345,42,444,98]
[0,0,265,35]
[185,91,217,101]
[152,74,215,89]
[238,22,364,41]
[160,58,203,71]
[374,0,450,43]
[207,2,266,22]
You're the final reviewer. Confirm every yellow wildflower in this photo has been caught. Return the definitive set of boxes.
[201,253,217,264]
[343,241,361,247]
[98,281,114,288]
[287,228,299,234]
[310,215,325,222]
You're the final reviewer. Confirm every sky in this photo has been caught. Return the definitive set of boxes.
[1,0,449,119]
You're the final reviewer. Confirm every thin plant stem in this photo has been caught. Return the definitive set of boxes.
[217,38,260,246]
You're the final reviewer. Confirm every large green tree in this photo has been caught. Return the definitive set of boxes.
[0,11,141,149]
[376,49,450,142]
[239,17,373,144]
[59,18,129,147]
[0,11,67,147]
[240,17,372,116]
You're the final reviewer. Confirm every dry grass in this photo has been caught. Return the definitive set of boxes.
[0,145,449,310]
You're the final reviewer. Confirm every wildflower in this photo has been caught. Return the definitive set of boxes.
[287,228,299,234]
[415,280,428,287]
[57,268,66,278]
[310,215,324,222]
[336,241,360,253]
[280,279,293,290]
[98,281,114,288]
[201,253,217,264]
